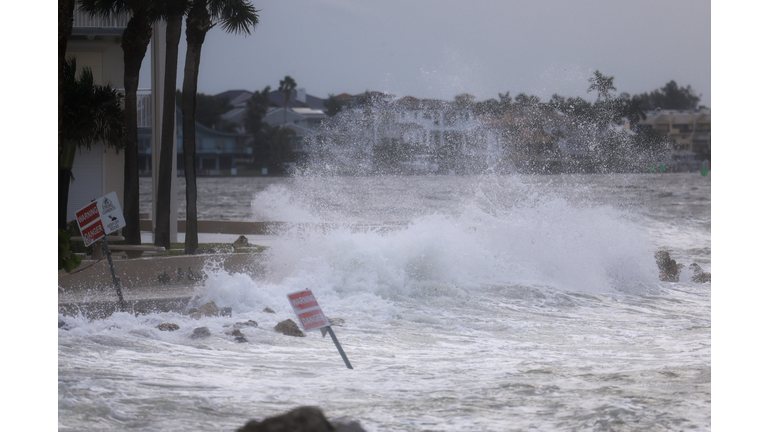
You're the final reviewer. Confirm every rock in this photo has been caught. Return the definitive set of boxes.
[263,307,275,314]
[689,263,712,283]
[220,307,232,317]
[234,320,259,329]
[332,419,367,432]
[58,319,68,330]
[655,250,680,282]
[655,251,712,283]
[234,235,250,246]
[156,323,180,332]
[191,301,220,319]
[275,319,305,337]
[191,326,211,339]
[328,318,345,327]
[237,406,336,432]
[226,328,248,343]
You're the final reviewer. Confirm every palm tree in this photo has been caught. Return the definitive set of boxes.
[80,0,162,245]
[587,70,616,102]
[59,0,76,145]
[155,0,190,250]
[278,75,297,127]
[60,58,125,230]
[181,0,259,254]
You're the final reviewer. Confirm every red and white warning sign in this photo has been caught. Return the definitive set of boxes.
[75,191,126,247]
[287,289,330,331]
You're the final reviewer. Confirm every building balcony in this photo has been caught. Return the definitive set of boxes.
[116,89,152,128]
[72,1,130,35]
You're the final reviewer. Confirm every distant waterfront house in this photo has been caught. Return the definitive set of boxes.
[138,107,251,175]
[642,109,711,160]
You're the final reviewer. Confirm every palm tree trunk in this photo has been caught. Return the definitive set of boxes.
[155,1,186,249]
[58,142,77,230]
[121,13,153,245]
[58,0,75,230]
[181,0,213,254]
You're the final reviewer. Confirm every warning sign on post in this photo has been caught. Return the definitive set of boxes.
[287,290,330,331]
[75,192,126,247]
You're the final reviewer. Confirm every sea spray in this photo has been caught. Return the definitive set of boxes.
[195,174,660,324]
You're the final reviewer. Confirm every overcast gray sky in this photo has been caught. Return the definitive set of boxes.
[157,0,711,106]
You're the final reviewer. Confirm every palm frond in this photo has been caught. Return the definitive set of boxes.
[210,0,259,34]
[61,57,125,150]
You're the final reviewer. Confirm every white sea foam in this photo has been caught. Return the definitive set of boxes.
[64,174,711,431]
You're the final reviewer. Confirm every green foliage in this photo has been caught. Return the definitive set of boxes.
[60,57,125,155]
[244,86,272,136]
[278,76,297,108]
[324,94,346,117]
[175,89,238,131]
[587,70,617,102]
[58,229,82,273]
[636,80,701,110]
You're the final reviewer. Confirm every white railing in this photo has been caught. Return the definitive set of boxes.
[137,91,151,128]
[118,89,152,128]
[73,2,130,29]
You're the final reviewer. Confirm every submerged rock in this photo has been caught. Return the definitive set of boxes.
[333,419,367,432]
[237,406,336,432]
[234,320,259,329]
[190,301,220,319]
[220,307,232,317]
[156,323,180,332]
[226,329,248,343]
[58,319,68,330]
[191,326,211,339]
[689,263,712,283]
[275,319,305,337]
[263,307,275,314]
[655,250,681,282]
[655,250,711,284]
[328,318,345,327]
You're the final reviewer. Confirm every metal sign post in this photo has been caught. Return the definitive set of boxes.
[325,326,353,369]
[76,192,128,311]
[102,240,125,311]
[287,289,353,369]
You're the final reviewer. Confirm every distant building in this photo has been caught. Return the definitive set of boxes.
[65,4,173,238]
[642,109,711,160]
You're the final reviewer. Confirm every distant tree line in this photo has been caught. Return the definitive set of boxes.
[181,72,704,177]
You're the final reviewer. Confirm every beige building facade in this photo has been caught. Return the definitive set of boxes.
[643,110,711,160]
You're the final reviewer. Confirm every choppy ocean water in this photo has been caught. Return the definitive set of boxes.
[59,173,710,431]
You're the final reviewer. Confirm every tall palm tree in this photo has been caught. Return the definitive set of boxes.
[181,0,258,254]
[278,75,296,127]
[155,0,190,249]
[59,0,76,146]
[60,58,125,230]
[80,0,162,245]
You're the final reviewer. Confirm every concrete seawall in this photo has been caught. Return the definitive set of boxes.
[58,252,265,319]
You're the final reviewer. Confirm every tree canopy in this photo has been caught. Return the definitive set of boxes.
[636,80,702,110]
